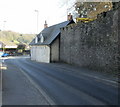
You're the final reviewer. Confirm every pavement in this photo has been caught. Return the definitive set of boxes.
[0,58,3,106]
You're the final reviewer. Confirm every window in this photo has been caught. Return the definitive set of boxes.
[40,33,44,43]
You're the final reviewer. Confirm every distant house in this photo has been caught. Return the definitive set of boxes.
[30,14,74,63]
[0,41,17,54]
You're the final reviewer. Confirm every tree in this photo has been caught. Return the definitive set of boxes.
[0,31,35,45]
[74,0,113,19]
[17,44,26,54]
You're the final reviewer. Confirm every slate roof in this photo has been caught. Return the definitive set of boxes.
[29,20,74,45]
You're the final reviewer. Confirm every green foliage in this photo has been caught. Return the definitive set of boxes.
[0,30,35,45]
[74,1,112,19]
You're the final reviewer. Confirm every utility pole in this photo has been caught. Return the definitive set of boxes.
[35,10,39,34]
[3,21,6,31]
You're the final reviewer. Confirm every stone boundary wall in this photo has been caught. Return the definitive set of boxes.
[60,5,119,74]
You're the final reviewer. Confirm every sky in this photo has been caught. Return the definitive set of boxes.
[0,0,69,34]
[1,0,117,34]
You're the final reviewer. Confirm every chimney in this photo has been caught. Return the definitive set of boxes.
[44,20,48,28]
[67,13,73,21]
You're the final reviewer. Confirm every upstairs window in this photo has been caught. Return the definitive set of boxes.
[40,33,44,43]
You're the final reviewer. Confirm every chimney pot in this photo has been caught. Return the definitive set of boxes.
[44,20,48,28]
[67,13,73,21]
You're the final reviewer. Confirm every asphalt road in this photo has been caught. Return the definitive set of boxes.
[2,56,118,105]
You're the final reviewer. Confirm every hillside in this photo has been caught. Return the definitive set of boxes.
[0,30,35,45]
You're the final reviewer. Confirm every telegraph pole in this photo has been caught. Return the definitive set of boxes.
[35,10,39,34]
[3,21,6,30]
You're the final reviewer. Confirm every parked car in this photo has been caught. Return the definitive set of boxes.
[0,51,4,57]
[2,53,10,57]
[0,51,10,57]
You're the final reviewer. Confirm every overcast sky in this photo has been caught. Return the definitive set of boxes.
[0,0,69,34]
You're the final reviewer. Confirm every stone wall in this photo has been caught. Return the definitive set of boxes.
[60,6,119,74]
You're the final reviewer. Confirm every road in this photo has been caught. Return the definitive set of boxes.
[1,56,118,105]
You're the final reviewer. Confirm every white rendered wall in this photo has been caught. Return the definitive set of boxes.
[30,45,50,63]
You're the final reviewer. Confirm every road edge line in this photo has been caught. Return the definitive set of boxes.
[19,68,56,105]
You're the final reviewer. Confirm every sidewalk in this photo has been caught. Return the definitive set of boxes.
[0,58,2,106]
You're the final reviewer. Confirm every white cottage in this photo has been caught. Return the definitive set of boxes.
[30,16,74,63]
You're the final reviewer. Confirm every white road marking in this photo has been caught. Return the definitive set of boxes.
[19,68,56,105]
[0,61,2,106]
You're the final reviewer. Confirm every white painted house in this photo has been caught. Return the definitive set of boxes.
[30,16,74,63]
